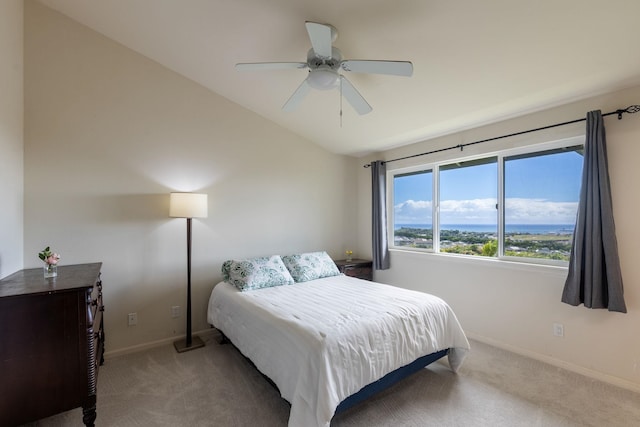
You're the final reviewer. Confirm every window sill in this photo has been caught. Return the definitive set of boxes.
[389,247,569,276]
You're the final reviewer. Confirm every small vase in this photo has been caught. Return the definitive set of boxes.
[346,254,353,262]
[44,264,57,278]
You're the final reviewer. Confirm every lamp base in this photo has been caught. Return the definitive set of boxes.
[173,335,205,353]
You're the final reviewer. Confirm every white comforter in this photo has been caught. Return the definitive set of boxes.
[207,275,470,427]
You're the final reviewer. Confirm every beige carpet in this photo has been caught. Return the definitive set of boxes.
[26,332,640,426]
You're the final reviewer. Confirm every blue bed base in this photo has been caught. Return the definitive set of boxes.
[218,329,449,416]
[335,348,449,414]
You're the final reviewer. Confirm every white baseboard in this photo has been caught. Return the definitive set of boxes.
[466,332,640,394]
[103,328,218,359]
[104,329,640,394]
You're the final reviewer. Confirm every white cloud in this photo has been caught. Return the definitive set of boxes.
[505,198,578,224]
[440,198,497,224]
[395,198,578,224]
[394,199,432,224]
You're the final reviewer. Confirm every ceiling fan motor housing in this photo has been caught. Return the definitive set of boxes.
[307,47,342,69]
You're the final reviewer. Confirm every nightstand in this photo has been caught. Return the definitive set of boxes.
[334,259,373,281]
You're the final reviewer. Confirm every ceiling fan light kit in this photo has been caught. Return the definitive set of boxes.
[307,68,339,90]
[236,21,413,115]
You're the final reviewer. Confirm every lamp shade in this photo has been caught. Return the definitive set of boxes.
[169,193,208,218]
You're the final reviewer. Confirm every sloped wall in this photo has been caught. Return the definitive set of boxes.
[24,0,357,353]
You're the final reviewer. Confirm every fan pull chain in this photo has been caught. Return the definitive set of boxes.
[339,76,343,127]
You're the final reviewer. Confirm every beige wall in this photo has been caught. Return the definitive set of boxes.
[24,1,357,353]
[0,0,24,279]
[21,0,640,391]
[357,86,640,390]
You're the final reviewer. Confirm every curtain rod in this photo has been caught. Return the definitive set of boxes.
[363,105,640,168]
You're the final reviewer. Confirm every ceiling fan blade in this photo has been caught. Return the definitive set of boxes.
[305,22,333,58]
[236,62,308,71]
[282,78,311,112]
[340,76,372,115]
[341,60,413,77]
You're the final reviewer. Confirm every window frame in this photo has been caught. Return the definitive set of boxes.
[387,136,584,267]
[390,165,435,253]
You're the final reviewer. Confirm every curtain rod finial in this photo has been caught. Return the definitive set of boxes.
[619,105,640,119]
[625,105,640,115]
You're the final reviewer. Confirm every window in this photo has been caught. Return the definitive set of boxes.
[440,157,497,257]
[503,146,583,262]
[393,170,433,249]
[389,138,584,265]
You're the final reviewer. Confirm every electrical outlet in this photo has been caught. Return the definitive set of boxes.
[171,306,181,318]
[553,323,564,337]
[128,312,138,326]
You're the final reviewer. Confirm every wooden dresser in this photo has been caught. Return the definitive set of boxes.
[334,259,373,281]
[0,263,104,427]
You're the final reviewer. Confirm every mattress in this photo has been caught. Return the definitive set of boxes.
[207,274,470,427]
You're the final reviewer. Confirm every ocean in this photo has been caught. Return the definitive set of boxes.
[395,223,575,234]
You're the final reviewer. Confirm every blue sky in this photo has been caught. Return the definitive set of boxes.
[394,150,583,225]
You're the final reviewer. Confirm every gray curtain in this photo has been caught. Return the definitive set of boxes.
[562,110,626,313]
[371,160,390,270]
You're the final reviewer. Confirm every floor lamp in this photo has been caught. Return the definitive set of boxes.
[169,192,208,353]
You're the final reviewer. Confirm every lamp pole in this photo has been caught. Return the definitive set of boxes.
[170,192,207,353]
[185,217,193,348]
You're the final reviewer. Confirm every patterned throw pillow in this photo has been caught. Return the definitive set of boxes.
[224,255,295,292]
[221,260,232,281]
[281,251,340,283]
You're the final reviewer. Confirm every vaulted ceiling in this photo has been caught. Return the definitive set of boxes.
[37,0,640,157]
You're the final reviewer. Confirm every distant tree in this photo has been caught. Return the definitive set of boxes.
[482,240,498,257]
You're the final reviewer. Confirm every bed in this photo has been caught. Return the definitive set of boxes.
[207,253,470,427]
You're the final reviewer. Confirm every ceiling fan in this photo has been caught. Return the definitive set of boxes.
[235,21,413,115]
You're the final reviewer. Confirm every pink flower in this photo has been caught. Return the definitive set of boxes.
[46,254,60,265]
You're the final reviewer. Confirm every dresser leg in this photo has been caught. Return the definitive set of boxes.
[82,404,96,427]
